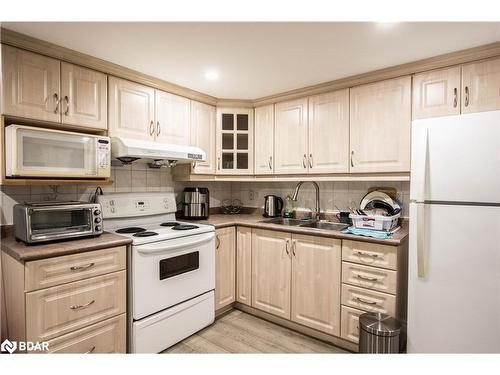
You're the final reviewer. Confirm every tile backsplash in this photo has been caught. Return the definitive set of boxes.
[0,164,410,225]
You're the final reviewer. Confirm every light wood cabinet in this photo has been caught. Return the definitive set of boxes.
[1,45,60,122]
[340,306,364,344]
[251,229,291,319]
[215,227,236,310]
[236,227,252,305]
[155,90,191,145]
[412,66,461,119]
[291,234,341,336]
[61,62,107,129]
[190,101,216,174]
[254,104,275,174]
[462,57,500,114]
[1,246,127,353]
[216,108,254,174]
[274,98,308,174]
[349,76,411,173]
[308,90,350,173]
[108,76,155,140]
[342,240,398,270]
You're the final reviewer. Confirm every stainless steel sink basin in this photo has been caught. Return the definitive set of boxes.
[299,221,349,231]
[260,218,310,226]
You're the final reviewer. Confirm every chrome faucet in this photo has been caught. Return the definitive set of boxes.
[292,181,321,221]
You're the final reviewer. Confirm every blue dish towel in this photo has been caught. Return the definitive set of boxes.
[341,227,391,240]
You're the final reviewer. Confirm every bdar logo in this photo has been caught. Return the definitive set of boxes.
[1,339,17,354]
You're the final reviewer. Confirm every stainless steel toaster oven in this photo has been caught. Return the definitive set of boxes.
[13,201,103,244]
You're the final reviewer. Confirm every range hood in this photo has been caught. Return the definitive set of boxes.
[111,137,206,164]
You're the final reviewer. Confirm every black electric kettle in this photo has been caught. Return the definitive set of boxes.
[263,195,283,218]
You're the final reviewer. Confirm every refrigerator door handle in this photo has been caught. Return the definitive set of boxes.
[418,128,429,203]
[417,203,426,278]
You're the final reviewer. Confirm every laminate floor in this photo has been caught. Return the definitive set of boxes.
[163,310,348,354]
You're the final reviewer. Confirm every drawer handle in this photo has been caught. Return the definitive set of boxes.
[355,251,379,258]
[216,234,220,250]
[355,297,378,305]
[70,300,95,310]
[70,262,95,271]
[85,346,96,354]
[356,274,379,282]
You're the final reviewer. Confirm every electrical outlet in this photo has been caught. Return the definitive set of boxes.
[249,191,255,201]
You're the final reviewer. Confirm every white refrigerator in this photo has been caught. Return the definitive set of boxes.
[408,110,500,353]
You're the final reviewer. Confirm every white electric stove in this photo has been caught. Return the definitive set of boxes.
[98,192,216,353]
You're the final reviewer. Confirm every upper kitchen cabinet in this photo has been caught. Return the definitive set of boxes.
[108,76,155,140]
[216,108,254,175]
[1,45,61,123]
[461,57,500,114]
[350,76,411,173]
[254,104,274,174]
[155,90,191,145]
[274,98,308,174]
[61,62,107,130]
[190,101,216,174]
[412,66,461,119]
[308,90,350,173]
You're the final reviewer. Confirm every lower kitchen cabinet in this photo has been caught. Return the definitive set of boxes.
[215,227,236,311]
[236,226,252,305]
[1,246,127,353]
[291,234,341,336]
[251,229,291,319]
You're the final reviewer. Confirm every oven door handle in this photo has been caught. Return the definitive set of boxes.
[135,232,214,254]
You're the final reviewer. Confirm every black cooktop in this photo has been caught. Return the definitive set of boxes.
[116,227,146,234]
[160,222,181,227]
[171,224,199,231]
[133,231,159,237]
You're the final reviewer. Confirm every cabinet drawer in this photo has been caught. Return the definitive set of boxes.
[26,271,126,342]
[342,262,397,294]
[342,240,398,270]
[341,284,396,316]
[25,246,126,292]
[341,305,364,344]
[42,314,126,354]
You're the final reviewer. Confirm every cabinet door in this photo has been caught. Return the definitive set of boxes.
[190,101,216,174]
[350,76,411,173]
[254,105,274,174]
[291,234,341,336]
[155,90,191,145]
[412,66,461,119]
[215,227,236,310]
[1,45,60,122]
[462,57,500,114]
[251,229,291,319]
[216,108,254,175]
[236,227,252,305]
[274,98,308,174]
[61,63,107,130]
[308,90,349,173]
[108,76,155,140]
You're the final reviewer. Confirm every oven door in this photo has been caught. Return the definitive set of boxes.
[6,125,104,178]
[131,231,215,320]
[28,206,95,242]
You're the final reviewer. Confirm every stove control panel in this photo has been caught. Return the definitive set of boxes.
[98,193,177,219]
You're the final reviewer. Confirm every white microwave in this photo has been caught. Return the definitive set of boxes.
[5,125,111,179]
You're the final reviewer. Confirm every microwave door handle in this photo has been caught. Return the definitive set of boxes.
[136,234,214,254]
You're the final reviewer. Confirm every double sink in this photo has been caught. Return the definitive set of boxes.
[261,217,349,232]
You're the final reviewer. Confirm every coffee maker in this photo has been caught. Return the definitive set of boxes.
[182,187,210,219]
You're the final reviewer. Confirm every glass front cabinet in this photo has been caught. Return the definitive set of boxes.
[216,108,254,175]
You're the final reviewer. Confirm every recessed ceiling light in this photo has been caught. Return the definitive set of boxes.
[375,22,400,31]
[204,70,219,81]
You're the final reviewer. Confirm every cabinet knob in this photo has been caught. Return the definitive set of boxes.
[350,151,355,168]
[64,95,70,116]
[156,121,161,136]
[464,86,470,107]
[149,121,155,136]
[453,88,458,108]
[53,93,60,114]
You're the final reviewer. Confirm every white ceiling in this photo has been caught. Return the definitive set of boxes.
[3,22,500,99]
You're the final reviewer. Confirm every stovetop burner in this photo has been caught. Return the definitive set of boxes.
[133,231,159,237]
[116,227,146,234]
[172,224,199,231]
[160,222,181,227]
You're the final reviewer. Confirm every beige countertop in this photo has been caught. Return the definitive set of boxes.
[185,213,409,246]
[1,229,132,262]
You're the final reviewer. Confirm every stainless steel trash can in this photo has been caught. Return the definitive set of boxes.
[359,312,401,353]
